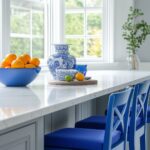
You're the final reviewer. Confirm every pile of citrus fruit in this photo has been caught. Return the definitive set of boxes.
[0,53,40,69]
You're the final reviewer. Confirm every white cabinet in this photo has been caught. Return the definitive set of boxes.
[0,124,36,150]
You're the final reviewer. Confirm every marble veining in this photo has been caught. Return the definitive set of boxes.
[0,70,150,130]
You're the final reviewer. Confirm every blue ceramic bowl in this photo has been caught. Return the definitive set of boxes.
[56,69,77,81]
[0,67,41,87]
[75,64,87,76]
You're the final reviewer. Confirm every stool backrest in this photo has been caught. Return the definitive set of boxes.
[129,81,150,143]
[104,87,133,150]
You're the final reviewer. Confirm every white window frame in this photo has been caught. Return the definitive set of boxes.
[45,0,115,64]
[0,0,10,60]
[62,0,114,63]
[0,0,114,65]
[64,1,104,62]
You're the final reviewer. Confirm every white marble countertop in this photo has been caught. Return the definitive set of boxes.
[0,70,150,131]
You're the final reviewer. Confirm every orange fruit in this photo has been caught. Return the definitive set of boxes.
[17,56,24,63]
[30,58,40,67]
[5,54,17,64]
[25,64,36,68]
[5,66,11,69]
[0,60,10,68]
[11,59,24,68]
[21,54,31,64]
[75,72,85,81]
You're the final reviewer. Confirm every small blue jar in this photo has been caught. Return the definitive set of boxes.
[47,44,76,79]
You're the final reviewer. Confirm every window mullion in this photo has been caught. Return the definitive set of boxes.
[66,35,84,38]
[84,0,87,58]
[0,0,10,59]
[30,9,33,57]
[44,0,49,60]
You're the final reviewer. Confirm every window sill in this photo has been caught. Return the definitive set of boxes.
[41,62,150,72]
[41,62,128,72]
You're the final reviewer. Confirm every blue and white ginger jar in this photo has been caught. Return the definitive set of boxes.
[47,44,76,79]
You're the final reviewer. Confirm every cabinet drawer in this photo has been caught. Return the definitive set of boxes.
[0,124,36,150]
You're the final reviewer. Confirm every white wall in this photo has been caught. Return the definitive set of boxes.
[113,0,133,62]
[136,0,150,62]
[113,0,150,63]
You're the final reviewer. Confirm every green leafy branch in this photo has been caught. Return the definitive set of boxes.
[122,6,150,55]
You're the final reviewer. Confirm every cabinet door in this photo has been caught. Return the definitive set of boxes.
[0,124,36,150]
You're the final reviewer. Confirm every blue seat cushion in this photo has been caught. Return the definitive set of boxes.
[75,115,142,130]
[45,128,121,150]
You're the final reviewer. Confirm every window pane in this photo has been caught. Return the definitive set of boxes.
[10,0,45,59]
[66,38,84,58]
[11,8,30,34]
[32,11,44,35]
[10,38,30,55]
[32,38,44,58]
[86,0,102,7]
[65,13,84,35]
[87,38,102,57]
[87,13,102,35]
[65,0,84,8]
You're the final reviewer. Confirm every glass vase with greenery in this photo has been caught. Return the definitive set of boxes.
[122,7,150,69]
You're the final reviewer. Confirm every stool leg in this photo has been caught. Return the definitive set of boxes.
[129,135,136,150]
[140,134,146,150]
[147,124,150,150]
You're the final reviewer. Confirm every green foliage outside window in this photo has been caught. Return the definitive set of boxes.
[11,9,30,34]
[32,12,44,35]
[66,38,84,58]
[88,38,102,57]
[32,38,44,58]
[65,0,84,8]
[87,13,102,35]
[65,14,84,35]
[10,38,30,55]
[86,0,102,7]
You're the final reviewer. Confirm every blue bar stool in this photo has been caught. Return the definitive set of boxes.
[45,88,133,150]
[146,90,150,123]
[129,81,150,150]
[75,81,150,150]
[147,107,150,123]
[146,105,150,150]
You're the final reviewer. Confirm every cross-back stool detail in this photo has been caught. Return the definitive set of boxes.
[104,88,133,150]
[129,81,150,150]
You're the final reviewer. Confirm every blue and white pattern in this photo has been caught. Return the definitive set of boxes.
[55,44,69,53]
[47,44,76,79]
[56,69,77,81]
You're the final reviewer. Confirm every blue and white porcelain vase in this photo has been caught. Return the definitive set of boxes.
[47,44,76,79]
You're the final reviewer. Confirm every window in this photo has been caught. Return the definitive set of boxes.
[10,0,45,59]
[0,0,113,64]
[64,0,104,61]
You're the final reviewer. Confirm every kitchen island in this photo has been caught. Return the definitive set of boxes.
[0,70,150,150]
